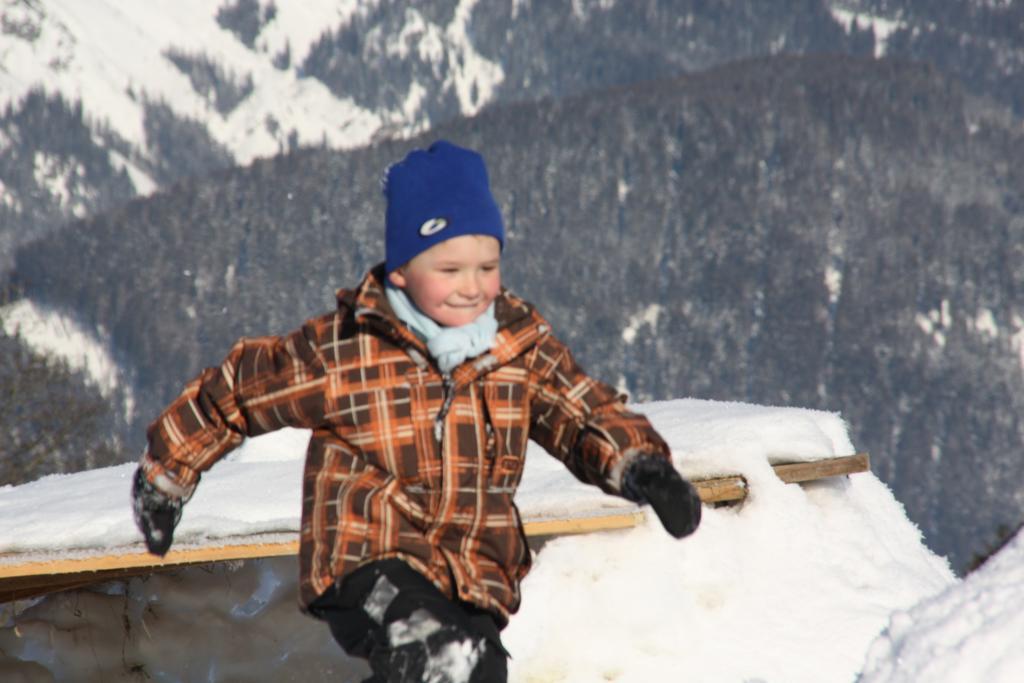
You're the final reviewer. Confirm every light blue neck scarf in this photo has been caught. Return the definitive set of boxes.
[385,284,498,373]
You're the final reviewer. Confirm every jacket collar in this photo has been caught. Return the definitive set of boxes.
[336,263,549,382]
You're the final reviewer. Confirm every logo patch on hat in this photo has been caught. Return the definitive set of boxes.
[419,217,449,236]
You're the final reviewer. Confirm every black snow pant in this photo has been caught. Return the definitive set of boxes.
[309,559,509,683]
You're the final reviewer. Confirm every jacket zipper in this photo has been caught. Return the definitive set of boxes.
[435,372,455,443]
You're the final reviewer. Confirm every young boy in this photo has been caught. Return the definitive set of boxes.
[132,140,702,682]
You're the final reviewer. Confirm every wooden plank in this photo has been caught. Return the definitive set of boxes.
[0,514,646,603]
[0,541,300,604]
[0,541,299,580]
[0,453,869,603]
[772,453,870,485]
[1,512,642,582]
[523,510,646,538]
[693,453,870,504]
[693,475,747,504]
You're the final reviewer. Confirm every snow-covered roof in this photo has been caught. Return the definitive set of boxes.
[5,398,1016,682]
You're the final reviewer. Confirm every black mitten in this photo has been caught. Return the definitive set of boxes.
[132,468,183,556]
[622,455,702,538]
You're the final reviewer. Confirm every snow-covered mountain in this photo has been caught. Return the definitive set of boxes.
[0,0,515,269]
[4,0,1023,278]
[0,0,502,191]
[5,0,1022,241]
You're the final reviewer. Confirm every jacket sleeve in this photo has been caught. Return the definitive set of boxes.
[139,319,328,500]
[526,331,671,496]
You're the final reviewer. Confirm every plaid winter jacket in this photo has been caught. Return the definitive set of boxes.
[139,264,671,622]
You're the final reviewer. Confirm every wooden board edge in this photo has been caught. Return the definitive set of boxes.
[772,453,870,484]
[522,509,646,537]
[0,512,649,603]
[0,512,646,588]
[0,540,300,580]
[693,476,747,504]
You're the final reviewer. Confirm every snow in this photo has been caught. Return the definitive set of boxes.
[256,1,364,67]
[859,530,1024,683]
[971,308,998,339]
[2,397,1016,682]
[31,151,89,218]
[445,0,505,117]
[620,303,661,344]
[0,176,19,210]
[1014,313,1024,370]
[829,7,907,58]
[825,262,843,304]
[915,299,952,349]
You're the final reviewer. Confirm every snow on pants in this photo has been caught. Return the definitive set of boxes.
[309,559,509,683]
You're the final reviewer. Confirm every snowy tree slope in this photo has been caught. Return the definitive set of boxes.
[0,398,987,682]
[0,0,501,171]
[0,299,134,421]
[0,0,375,167]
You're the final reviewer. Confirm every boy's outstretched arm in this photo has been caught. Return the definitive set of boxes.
[526,332,701,538]
[132,321,327,555]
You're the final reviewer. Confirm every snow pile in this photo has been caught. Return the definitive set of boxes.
[1,397,1014,682]
[859,530,1024,683]
[503,402,953,683]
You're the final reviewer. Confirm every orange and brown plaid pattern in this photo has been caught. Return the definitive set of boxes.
[140,264,671,622]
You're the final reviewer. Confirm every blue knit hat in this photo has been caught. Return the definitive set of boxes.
[384,140,504,274]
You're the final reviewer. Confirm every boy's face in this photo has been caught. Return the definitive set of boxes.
[388,235,501,327]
